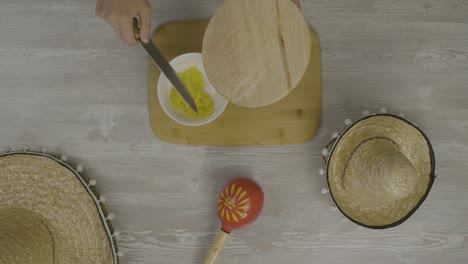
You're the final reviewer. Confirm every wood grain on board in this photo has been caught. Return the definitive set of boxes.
[202,0,311,107]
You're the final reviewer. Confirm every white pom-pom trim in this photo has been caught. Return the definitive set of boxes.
[331,132,339,139]
[117,251,124,257]
[88,179,97,186]
[329,205,337,212]
[380,108,387,113]
[99,196,106,203]
[61,155,68,161]
[399,113,405,117]
[42,147,47,153]
[362,110,370,116]
[322,148,328,156]
[76,164,83,172]
[23,146,30,152]
[107,213,115,220]
[341,217,349,223]
[319,168,325,176]
[321,187,329,194]
[113,230,120,237]
[345,119,352,126]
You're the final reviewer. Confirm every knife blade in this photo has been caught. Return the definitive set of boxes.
[133,18,198,113]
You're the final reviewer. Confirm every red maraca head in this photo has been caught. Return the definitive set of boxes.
[217,178,264,233]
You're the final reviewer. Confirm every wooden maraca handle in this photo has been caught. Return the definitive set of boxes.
[203,231,230,264]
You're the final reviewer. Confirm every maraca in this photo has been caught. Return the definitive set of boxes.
[203,177,264,264]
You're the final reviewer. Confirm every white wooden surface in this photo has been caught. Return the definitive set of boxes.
[0,0,467,263]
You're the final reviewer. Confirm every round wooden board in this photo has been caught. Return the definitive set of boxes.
[202,0,312,107]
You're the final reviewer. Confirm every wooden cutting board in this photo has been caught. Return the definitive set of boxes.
[149,21,322,146]
[202,0,312,107]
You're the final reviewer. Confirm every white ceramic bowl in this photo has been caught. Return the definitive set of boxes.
[157,53,228,126]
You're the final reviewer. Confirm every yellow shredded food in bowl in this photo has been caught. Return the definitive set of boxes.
[170,66,215,119]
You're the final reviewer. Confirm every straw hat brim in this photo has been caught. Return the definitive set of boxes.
[326,114,435,229]
[0,152,118,263]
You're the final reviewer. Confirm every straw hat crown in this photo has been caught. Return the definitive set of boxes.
[346,137,418,201]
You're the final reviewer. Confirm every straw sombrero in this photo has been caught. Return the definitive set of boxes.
[0,151,120,263]
[323,112,435,229]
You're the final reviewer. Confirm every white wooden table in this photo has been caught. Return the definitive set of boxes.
[0,0,467,263]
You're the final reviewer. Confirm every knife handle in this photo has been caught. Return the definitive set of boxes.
[133,17,141,40]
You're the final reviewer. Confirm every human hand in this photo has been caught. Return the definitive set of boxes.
[96,0,152,45]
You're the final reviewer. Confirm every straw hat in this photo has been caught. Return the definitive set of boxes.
[325,113,435,229]
[0,151,119,263]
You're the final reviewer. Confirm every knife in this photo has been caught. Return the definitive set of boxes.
[133,18,198,113]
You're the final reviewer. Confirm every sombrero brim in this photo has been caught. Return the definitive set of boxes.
[326,114,435,229]
[0,152,119,263]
